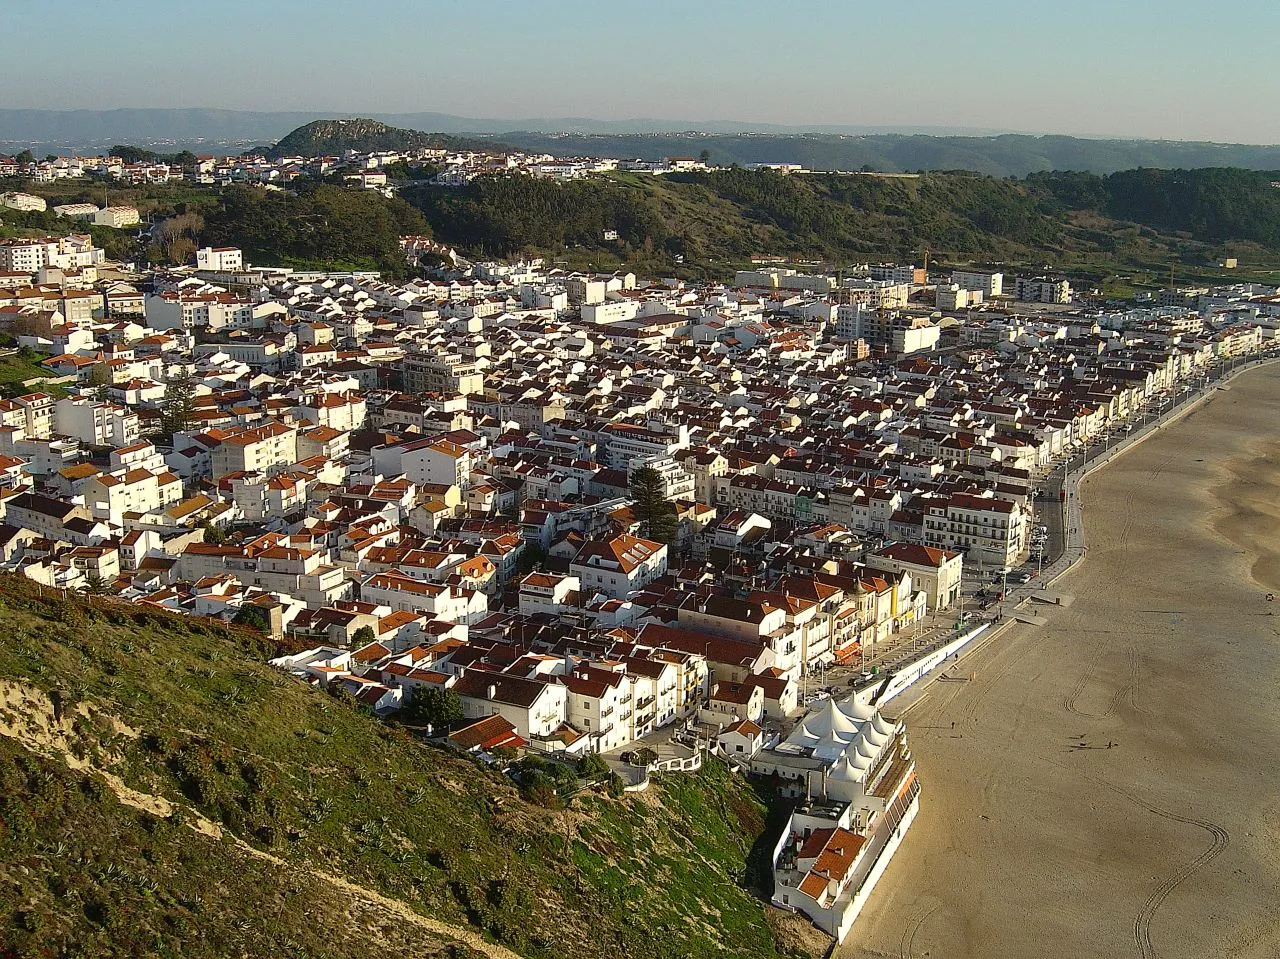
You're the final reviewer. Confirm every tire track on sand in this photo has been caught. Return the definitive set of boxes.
[1105,449,1178,583]
[1104,647,1148,718]
[1044,757,1230,959]
[951,627,1039,723]
[898,903,938,959]
[1063,647,1105,717]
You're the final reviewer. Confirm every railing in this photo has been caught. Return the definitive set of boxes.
[650,750,703,774]
[844,778,920,900]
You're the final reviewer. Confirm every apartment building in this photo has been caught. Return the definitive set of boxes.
[209,422,298,479]
[570,533,668,600]
[1015,276,1072,304]
[54,397,141,448]
[921,493,1027,567]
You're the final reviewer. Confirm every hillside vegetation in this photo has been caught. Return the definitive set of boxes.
[404,166,1280,284]
[0,575,794,959]
[199,183,431,276]
[268,119,494,159]
[9,163,1280,287]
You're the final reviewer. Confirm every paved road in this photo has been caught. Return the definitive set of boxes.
[1021,350,1280,599]
[873,350,1280,704]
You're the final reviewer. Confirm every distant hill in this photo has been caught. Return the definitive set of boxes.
[4,108,1280,175]
[267,118,494,159]
[491,132,1280,178]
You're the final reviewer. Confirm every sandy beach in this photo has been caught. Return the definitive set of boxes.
[843,363,1280,959]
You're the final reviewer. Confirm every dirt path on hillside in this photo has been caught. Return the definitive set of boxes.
[0,678,526,959]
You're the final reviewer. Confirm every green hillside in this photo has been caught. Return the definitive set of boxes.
[198,183,432,276]
[11,162,1280,289]
[268,119,495,159]
[0,576,796,959]
[404,166,1280,286]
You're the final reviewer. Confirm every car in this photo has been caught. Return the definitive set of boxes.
[1016,572,1033,584]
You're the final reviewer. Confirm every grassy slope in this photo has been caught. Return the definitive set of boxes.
[0,576,787,959]
[408,169,1280,290]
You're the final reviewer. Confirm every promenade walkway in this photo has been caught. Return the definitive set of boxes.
[887,348,1280,715]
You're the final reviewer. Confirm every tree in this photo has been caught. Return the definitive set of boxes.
[699,149,711,164]
[201,522,226,545]
[607,771,625,798]
[152,212,204,264]
[15,150,33,166]
[517,543,547,575]
[628,466,678,545]
[633,747,658,767]
[233,606,270,634]
[156,369,196,438]
[400,686,463,729]
[168,236,197,265]
[577,753,609,779]
[83,362,113,401]
[351,625,377,648]
[80,572,117,596]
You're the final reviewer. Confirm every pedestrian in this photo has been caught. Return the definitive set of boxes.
[951,721,955,730]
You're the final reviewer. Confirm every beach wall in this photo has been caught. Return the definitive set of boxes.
[864,624,991,707]
[832,789,921,943]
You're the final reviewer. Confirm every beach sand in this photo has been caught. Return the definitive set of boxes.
[842,363,1280,959]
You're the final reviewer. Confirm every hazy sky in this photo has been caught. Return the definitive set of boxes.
[8,0,1280,142]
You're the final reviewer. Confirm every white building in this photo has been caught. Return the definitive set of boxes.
[54,203,100,221]
[517,572,581,617]
[54,397,141,449]
[570,533,668,600]
[196,247,244,272]
[94,206,141,229]
[759,696,919,944]
[1014,276,1072,304]
[936,284,984,311]
[1,193,47,212]
[951,270,1003,298]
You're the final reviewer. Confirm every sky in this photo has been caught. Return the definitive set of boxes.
[7,0,1280,143]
